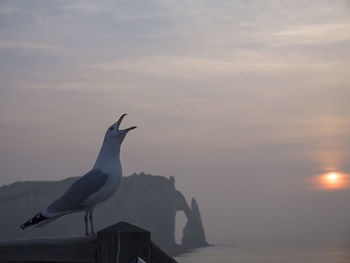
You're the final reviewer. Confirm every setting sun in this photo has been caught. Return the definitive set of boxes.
[313,172,350,190]
[326,172,339,182]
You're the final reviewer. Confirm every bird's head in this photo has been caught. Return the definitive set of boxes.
[105,114,136,144]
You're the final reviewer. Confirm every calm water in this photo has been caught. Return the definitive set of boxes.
[175,238,350,263]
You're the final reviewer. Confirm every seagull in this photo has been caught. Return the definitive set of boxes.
[20,114,136,235]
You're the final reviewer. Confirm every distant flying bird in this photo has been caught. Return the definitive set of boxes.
[20,114,136,235]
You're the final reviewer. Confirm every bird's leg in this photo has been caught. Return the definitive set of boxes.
[89,209,95,235]
[84,211,89,236]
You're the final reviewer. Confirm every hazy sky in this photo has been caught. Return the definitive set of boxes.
[1,0,350,242]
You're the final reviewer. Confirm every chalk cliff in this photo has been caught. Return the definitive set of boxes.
[0,173,208,255]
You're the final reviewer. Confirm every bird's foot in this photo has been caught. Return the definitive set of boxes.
[85,232,90,236]
[90,231,96,236]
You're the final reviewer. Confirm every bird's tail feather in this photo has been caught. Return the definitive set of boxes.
[20,213,51,230]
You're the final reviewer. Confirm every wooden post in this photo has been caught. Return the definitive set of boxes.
[96,221,151,263]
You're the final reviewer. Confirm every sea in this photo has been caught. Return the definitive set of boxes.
[174,238,350,263]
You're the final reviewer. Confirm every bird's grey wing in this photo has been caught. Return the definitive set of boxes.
[46,170,108,215]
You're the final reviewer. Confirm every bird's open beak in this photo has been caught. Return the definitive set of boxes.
[116,114,137,132]
[116,114,127,130]
[124,126,137,132]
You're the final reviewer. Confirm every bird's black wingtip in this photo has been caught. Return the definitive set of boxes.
[20,213,48,230]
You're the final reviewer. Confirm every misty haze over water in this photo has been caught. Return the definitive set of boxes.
[175,238,350,263]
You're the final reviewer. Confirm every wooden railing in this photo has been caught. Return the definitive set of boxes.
[0,221,177,263]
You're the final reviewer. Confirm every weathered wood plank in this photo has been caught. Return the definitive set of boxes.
[0,236,96,263]
[96,222,151,263]
[151,241,177,263]
[0,222,177,263]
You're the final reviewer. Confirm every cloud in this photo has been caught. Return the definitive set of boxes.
[0,41,60,50]
[62,3,102,14]
[84,53,309,78]
[0,5,17,16]
[270,23,350,46]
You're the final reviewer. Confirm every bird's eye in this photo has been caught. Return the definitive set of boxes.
[110,127,114,131]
